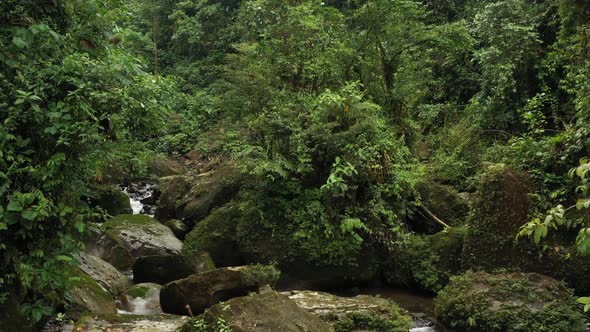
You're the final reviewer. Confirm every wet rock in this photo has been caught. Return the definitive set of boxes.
[83,223,135,271]
[155,162,242,225]
[177,291,334,332]
[69,268,117,314]
[75,252,132,296]
[133,252,215,285]
[73,313,188,332]
[288,290,413,332]
[434,271,585,332]
[101,214,183,259]
[183,202,243,266]
[163,219,189,240]
[160,265,279,315]
[148,157,186,177]
[87,185,132,216]
[118,283,162,315]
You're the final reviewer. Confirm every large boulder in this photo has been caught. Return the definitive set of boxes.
[434,271,585,332]
[74,313,188,332]
[83,223,135,271]
[75,252,132,296]
[384,226,467,292]
[183,202,243,266]
[177,290,334,332]
[155,162,242,225]
[118,283,162,315]
[69,268,117,315]
[461,165,531,269]
[148,157,186,177]
[164,219,189,240]
[237,213,379,288]
[288,290,413,332]
[160,265,280,315]
[87,185,132,216]
[133,253,215,285]
[101,214,183,260]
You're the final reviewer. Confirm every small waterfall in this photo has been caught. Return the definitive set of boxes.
[121,183,156,217]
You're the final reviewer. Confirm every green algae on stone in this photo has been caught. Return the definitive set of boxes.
[69,267,117,314]
[434,271,585,332]
[288,290,413,332]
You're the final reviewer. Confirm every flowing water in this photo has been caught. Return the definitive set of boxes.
[121,183,156,217]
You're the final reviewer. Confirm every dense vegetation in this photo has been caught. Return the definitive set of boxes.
[1,0,590,327]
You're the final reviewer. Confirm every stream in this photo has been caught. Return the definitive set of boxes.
[121,182,156,216]
[119,184,440,331]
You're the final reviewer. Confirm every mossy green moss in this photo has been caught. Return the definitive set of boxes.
[384,226,467,293]
[461,165,531,270]
[183,202,243,266]
[434,271,585,332]
[68,267,117,314]
[87,185,132,216]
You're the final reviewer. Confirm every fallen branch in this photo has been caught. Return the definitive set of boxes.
[420,205,451,229]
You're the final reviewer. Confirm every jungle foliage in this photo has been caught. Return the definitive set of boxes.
[2,0,590,325]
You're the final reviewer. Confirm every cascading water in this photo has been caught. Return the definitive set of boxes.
[121,183,156,217]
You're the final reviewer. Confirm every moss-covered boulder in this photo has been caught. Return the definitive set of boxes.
[87,185,132,216]
[159,265,280,315]
[154,175,191,222]
[409,181,469,234]
[133,252,215,285]
[118,283,162,314]
[73,313,188,332]
[163,219,189,240]
[237,214,379,288]
[462,165,531,270]
[75,252,132,296]
[155,162,242,225]
[384,226,467,293]
[83,223,135,270]
[69,268,117,314]
[178,290,334,332]
[183,202,243,266]
[101,214,183,259]
[147,157,186,177]
[434,271,585,332]
[288,290,412,332]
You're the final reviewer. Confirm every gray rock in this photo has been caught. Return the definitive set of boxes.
[75,252,132,296]
[74,314,188,332]
[133,253,215,285]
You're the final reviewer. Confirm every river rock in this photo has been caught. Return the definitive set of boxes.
[288,290,413,332]
[87,185,132,216]
[73,313,188,332]
[177,290,334,332]
[183,202,243,266]
[83,223,135,270]
[69,268,117,314]
[118,283,162,315]
[75,252,132,296]
[133,252,215,285]
[148,157,186,177]
[434,271,585,332]
[101,214,183,258]
[155,162,242,225]
[160,265,279,315]
[163,219,189,240]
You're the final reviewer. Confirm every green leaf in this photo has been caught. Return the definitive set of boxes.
[0,222,7,231]
[12,37,27,49]
[21,210,36,221]
[7,200,23,212]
